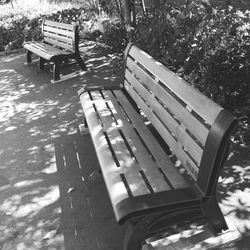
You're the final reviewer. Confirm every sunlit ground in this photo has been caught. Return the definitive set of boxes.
[0,45,123,249]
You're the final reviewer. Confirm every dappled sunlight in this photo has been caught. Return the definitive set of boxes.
[217,150,250,239]
[0,37,127,248]
[14,179,44,188]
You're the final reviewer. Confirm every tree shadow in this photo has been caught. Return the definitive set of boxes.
[0,45,123,249]
[217,148,250,248]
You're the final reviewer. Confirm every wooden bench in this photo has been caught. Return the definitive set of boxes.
[78,43,238,250]
[23,20,87,83]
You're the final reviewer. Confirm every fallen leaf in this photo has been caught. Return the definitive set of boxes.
[42,229,57,240]
[67,187,75,193]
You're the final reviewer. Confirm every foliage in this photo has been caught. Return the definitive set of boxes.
[130,0,250,146]
[98,20,128,51]
[0,7,87,51]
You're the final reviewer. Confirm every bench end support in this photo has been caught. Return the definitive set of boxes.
[201,197,228,235]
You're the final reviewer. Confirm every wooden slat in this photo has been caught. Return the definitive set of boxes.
[93,94,151,196]
[128,46,223,125]
[44,37,73,51]
[125,69,204,164]
[43,30,73,45]
[123,81,199,180]
[44,20,75,31]
[102,90,173,193]
[24,42,61,54]
[80,92,129,208]
[24,43,58,60]
[23,42,73,60]
[43,25,74,38]
[126,58,209,146]
[114,90,190,187]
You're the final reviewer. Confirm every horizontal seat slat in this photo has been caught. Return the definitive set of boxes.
[23,42,73,60]
[80,93,130,209]
[92,91,151,196]
[113,90,190,188]
[102,90,173,193]
[24,42,57,60]
[128,46,223,126]
[126,57,210,146]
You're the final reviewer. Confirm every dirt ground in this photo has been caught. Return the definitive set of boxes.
[0,43,249,250]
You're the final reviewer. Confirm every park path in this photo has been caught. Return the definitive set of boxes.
[0,43,125,250]
[0,43,249,249]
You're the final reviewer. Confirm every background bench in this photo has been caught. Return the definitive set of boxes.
[78,43,238,250]
[23,20,87,82]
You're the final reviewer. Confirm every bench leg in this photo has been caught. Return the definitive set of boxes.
[26,50,32,64]
[75,53,87,71]
[39,57,46,70]
[201,197,228,235]
[123,208,204,250]
[53,61,61,81]
[123,220,147,250]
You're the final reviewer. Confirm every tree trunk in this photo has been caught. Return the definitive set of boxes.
[121,0,136,27]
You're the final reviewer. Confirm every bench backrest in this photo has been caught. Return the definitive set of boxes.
[123,43,238,196]
[42,20,78,52]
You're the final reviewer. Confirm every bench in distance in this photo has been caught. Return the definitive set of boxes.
[78,43,238,250]
[23,20,87,83]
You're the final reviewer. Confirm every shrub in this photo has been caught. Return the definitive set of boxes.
[130,0,250,146]
[0,14,29,50]
[99,20,128,51]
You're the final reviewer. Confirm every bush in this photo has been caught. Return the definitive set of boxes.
[99,20,128,51]
[130,0,250,146]
[0,14,29,51]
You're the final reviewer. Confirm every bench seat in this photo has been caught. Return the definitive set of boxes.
[79,88,203,224]
[23,41,74,61]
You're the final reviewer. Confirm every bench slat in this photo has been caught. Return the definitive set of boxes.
[43,25,74,38]
[128,46,223,126]
[124,80,199,180]
[24,42,73,56]
[81,93,130,208]
[126,57,209,146]
[102,90,173,193]
[23,42,73,60]
[44,37,73,51]
[44,20,75,31]
[92,92,152,196]
[113,90,190,188]
[125,69,203,165]
[24,42,60,60]
[43,30,73,45]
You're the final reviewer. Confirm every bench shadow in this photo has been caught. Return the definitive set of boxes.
[54,132,124,250]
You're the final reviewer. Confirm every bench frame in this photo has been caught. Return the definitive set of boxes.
[78,43,238,250]
[23,20,87,82]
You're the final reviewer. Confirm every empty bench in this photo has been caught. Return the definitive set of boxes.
[78,43,238,250]
[23,20,87,82]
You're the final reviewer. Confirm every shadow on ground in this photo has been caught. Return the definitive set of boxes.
[0,44,123,250]
[0,43,249,249]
